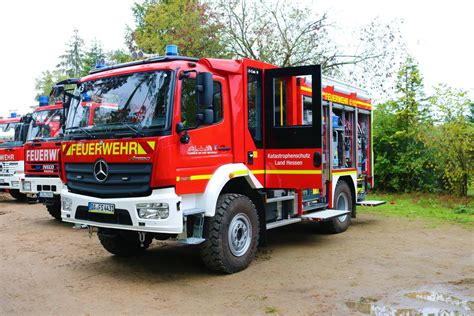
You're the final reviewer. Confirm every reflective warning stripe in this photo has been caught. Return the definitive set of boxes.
[332,170,357,176]
[251,169,322,175]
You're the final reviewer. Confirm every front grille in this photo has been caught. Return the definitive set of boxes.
[26,163,59,177]
[75,206,132,225]
[65,163,152,198]
[0,162,18,176]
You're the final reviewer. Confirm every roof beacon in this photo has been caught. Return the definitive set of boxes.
[165,44,178,56]
[39,96,49,106]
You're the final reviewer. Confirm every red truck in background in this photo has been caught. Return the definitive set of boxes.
[60,45,384,273]
[0,116,29,200]
[20,79,78,220]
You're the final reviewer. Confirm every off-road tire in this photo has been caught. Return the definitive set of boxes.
[201,193,259,274]
[98,228,152,257]
[46,202,62,221]
[9,189,26,201]
[324,181,352,234]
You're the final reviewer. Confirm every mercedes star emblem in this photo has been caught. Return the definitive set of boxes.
[93,159,109,182]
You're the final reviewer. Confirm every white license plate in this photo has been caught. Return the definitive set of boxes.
[39,191,54,198]
[88,202,115,215]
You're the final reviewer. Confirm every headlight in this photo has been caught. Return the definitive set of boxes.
[136,203,169,219]
[11,181,20,188]
[62,196,73,212]
[22,181,32,192]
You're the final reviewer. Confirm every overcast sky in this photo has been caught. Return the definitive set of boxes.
[0,0,472,117]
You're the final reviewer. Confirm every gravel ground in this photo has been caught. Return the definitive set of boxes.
[0,192,473,315]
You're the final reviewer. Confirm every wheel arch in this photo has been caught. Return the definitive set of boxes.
[333,175,357,218]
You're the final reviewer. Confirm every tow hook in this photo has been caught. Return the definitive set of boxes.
[138,232,146,247]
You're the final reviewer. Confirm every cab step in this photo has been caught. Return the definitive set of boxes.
[356,200,386,207]
[266,218,301,230]
[182,208,205,216]
[301,209,350,220]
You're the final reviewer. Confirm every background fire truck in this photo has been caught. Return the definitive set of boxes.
[20,79,78,221]
[0,115,30,200]
[60,46,383,273]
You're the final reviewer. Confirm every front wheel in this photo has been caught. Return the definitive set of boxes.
[324,181,353,233]
[9,189,26,201]
[46,196,62,221]
[98,228,152,257]
[201,193,259,274]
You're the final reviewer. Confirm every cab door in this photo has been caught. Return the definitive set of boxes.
[264,65,323,190]
[174,73,233,195]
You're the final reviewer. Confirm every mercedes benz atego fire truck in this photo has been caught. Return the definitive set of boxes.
[61,45,384,273]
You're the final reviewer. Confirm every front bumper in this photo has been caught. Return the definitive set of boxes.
[20,176,63,196]
[0,173,23,190]
[61,187,183,234]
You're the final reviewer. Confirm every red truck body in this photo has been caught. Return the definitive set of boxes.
[60,50,381,273]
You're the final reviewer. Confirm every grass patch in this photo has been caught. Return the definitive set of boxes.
[359,192,474,228]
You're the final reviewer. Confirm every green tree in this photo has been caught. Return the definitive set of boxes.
[129,0,227,58]
[421,85,473,196]
[34,70,69,101]
[81,40,106,76]
[57,29,85,77]
[373,57,435,192]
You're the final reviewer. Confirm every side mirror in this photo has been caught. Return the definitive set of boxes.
[176,122,185,134]
[203,109,214,124]
[175,122,190,144]
[196,72,213,107]
[51,84,65,98]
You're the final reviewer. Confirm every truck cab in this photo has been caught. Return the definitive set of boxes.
[0,116,29,200]
[20,101,65,218]
[61,46,381,273]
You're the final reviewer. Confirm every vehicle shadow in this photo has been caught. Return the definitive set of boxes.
[73,217,380,280]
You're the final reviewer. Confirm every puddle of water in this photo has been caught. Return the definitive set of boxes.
[405,291,474,312]
[345,300,463,316]
[346,291,473,316]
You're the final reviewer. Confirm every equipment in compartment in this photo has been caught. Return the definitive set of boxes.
[331,109,353,168]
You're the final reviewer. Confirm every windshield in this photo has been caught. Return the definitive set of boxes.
[66,70,173,138]
[0,122,19,143]
[27,108,62,141]
[0,123,26,148]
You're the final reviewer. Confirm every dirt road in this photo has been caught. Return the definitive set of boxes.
[1,193,473,315]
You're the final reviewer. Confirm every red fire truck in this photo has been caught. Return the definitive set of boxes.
[60,46,383,273]
[20,79,78,220]
[0,116,29,200]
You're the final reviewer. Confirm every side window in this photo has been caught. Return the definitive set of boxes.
[181,77,223,129]
[247,68,263,148]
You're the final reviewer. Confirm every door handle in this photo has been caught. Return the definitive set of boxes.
[313,152,322,168]
[218,146,231,151]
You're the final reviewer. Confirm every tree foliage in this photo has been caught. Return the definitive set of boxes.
[57,29,85,78]
[374,59,473,196]
[420,85,473,196]
[374,57,435,193]
[129,0,227,58]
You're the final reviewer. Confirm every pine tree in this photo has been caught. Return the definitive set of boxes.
[57,29,85,78]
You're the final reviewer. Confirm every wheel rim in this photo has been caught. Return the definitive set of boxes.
[228,213,252,257]
[336,191,349,222]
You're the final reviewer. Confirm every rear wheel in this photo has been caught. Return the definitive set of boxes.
[46,196,62,221]
[201,193,259,274]
[9,189,26,201]
[324,181,352,233]
[98,228,152,257]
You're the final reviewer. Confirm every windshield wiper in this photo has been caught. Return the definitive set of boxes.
[67,127,96,139]
[111,123,145,137]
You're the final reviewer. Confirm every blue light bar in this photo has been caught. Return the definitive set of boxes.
[39,96,49,106]
[165,45,178,56]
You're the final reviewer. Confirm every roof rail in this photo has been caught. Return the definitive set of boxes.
[89,56,199,75]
